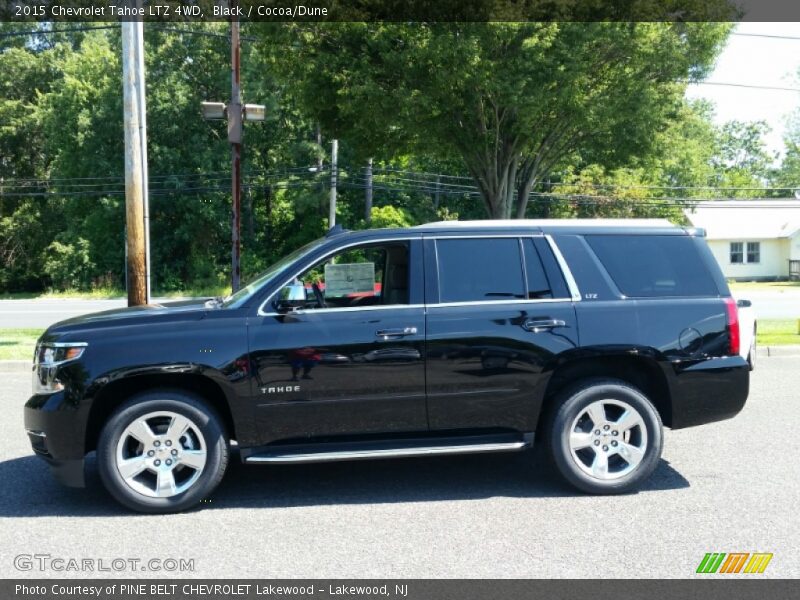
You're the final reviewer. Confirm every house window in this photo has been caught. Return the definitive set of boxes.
[747,242,760,264]
[730,242,743,264]
[730,241,760,264]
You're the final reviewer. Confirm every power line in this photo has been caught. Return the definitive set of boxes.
[690,81,800,93]
[4,166,799,201]
[0,26,118,38]
[0,168,319,187]
[0,25,256,42]
[526,192,800,207]
[150,26,257,42]
[541,181,799,192]
[731,32,800,41]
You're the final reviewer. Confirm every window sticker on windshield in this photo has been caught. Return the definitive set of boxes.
[324,262,375,296]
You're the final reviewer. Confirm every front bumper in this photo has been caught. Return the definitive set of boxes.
[667,355,750,429]
[24,390,87,488]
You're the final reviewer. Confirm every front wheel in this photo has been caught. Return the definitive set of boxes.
[546,379,663,494]
[97,390,229,513]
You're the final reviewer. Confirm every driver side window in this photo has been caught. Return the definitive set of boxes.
[288,242,409,311]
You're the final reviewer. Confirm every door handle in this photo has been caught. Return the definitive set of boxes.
[523,319,566,333]
[376,327,418,340]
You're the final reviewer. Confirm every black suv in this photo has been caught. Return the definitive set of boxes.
[25,219,749,513]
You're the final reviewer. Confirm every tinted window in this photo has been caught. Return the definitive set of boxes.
[585,235,718,297]
[532,237,571,299]
[523,240,553,299]
[437,238,525,303]
[290,243,409,310]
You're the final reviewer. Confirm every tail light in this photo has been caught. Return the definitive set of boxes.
[724,297,740,356]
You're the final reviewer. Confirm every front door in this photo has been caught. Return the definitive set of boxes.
[248,238,427,444]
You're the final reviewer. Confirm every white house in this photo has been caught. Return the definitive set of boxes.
[684,200,800,281]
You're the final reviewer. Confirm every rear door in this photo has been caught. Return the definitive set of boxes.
[424,234,579,433]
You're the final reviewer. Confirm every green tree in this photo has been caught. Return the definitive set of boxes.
[710,120,776,196]
[270,22,731,218]
[774,112,800,196]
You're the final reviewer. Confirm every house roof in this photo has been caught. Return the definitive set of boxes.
[684,200,800,240]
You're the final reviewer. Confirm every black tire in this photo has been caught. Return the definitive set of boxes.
[97,389,229,514]
[545,378,663,494]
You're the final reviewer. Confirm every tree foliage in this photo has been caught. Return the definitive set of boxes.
[0,21,793,294]
[271,22,732,217]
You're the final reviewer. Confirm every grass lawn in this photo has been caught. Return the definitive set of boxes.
[0,329,44,361]
[757,319,800,346]
[728,280,800,291]
[0,286,229,300]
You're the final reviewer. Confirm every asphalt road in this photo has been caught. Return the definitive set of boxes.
[0,299,172,329]
[733,289,800,320]
[1,289,798,330]
[0,358,797,579]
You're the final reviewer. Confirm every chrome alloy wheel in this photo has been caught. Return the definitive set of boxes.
[568,399,648,481]
[115,411,207,498]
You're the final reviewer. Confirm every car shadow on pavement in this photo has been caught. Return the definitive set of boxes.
[0,450,689,517]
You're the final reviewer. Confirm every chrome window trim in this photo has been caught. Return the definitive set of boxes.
[428,298,573,309]
[416,218,673,229]
[544,234,582,302]
[428,233,544,239]
[257,236,418,317]
[259,304,426,317]
[260,298,574,317]
[256,232,582,317]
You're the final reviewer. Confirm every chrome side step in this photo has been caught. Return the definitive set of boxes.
[243,434,532,465]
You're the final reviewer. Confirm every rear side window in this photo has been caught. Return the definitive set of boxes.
[585,235,718,297]
[436,238,525,302]
[523,240,553,299]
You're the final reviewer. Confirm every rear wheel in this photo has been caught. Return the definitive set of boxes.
[546,379,663,494]
[97,390,229,513]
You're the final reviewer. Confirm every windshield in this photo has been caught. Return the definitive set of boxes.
[221,237,326,308]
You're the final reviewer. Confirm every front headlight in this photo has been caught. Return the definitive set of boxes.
[32,342,87,395]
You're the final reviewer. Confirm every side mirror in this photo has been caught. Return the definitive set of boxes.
[736,299,752,308]
[273,283,307,313]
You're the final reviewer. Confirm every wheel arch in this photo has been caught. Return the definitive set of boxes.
[537,353,673,432]
[85,372,237,454]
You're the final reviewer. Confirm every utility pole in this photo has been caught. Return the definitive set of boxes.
[365,158,373,224]
[316,124,324,172]
[135,10,151,303]
[229,0,243,292]
[200,0,263,292]
[329,139,338,227]
[121,21,147,306]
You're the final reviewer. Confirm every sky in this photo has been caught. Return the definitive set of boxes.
[685,22,800,162]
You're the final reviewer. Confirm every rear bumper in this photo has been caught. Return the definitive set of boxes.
[24,390,87,488]
[667,355,750,429]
